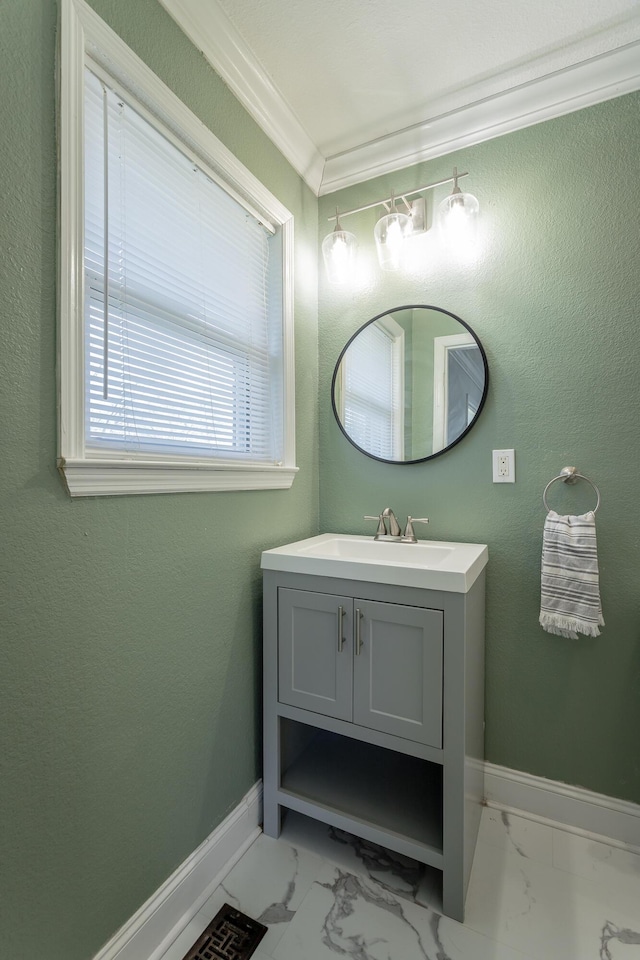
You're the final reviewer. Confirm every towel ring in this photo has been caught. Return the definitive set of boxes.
[542,466,601,514]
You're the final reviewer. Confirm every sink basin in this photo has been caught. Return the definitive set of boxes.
[298,536,455,565]
[261,534,488,593]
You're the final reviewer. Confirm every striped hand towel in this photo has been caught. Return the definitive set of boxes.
[539,510,604,638]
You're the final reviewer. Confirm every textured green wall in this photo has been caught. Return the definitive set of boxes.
[0,2,317,959]
[319,93,640,806]
[2,2,639,957]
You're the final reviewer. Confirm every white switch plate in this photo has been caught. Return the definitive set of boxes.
[492,449,515,483]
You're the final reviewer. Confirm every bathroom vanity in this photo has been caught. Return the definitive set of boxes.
[261,533,487,922]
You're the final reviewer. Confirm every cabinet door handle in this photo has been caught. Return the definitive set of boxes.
[337,605,346,652]
[355,607,363,655]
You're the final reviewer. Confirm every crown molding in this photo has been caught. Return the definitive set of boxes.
[319,39,640,195]
[157,0,325,194]
[159,0,640,199]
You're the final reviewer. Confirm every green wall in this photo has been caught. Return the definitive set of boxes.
[319,92,640,807]
[0,2,318,959]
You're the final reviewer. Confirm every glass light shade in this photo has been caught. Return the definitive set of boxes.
[322,227,358,285]
[373,210,411,271]
[437,190,479,248]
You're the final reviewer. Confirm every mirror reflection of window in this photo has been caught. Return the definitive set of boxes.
[341,318,404,460]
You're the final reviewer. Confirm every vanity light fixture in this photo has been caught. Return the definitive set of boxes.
[322,170,478,280]
[437,166,479,247]
[321,209,358,285]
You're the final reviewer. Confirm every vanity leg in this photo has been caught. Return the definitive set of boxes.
[263,794,282,837]
[442,871,464,923]
[262,690,282,836]
[262,732,282,835]
[262,577,283,837]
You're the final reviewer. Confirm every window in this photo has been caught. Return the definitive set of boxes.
[58,0,296,496]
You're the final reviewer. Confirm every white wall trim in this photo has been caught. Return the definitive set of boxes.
[484,762,640,851]
[156,0,325,194]
[92,782,263,960]
[156,0,640,197]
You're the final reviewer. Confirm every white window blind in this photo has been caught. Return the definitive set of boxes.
[343,322,403,460]
[83,67,283,463]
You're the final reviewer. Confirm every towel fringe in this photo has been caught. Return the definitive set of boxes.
[539,612,603,639]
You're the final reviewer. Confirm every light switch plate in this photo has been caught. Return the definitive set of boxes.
[492,449,515,483]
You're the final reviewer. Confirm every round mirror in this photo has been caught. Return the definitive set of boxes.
[331,304,489,464]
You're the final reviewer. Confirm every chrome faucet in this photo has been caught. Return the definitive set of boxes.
[364,508,429,542]
[382,506,402,537]
[364,507,400,540]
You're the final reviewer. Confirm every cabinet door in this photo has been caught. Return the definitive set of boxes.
[278,588,353,721]
[353,600,443,746]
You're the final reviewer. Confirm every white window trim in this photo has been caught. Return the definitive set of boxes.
[57,0,297,496]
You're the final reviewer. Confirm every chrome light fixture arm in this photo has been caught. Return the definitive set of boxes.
[326,171,470,224]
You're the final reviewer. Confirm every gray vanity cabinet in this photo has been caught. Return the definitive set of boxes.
[278,587,443,745]
[263,567,486,923]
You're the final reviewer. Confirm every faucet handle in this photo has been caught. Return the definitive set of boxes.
[404,516,430,541]
[364,515,387,537]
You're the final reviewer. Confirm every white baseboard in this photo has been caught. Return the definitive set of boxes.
[92,781,263,960]
[484,762,640,850]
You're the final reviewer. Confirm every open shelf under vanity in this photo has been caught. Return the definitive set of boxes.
[277,721,444,866]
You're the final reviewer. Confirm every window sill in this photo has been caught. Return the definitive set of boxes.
[58,457,299,497]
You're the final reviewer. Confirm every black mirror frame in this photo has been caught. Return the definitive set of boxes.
[330,304,490,465]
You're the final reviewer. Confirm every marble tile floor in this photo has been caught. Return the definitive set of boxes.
[156,807,640,960]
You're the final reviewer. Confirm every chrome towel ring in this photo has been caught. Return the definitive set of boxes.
[542,466,601,514]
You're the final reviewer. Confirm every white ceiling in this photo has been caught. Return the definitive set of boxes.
[160,0,640,195]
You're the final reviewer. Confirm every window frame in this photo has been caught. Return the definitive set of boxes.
[57,0,297,496]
